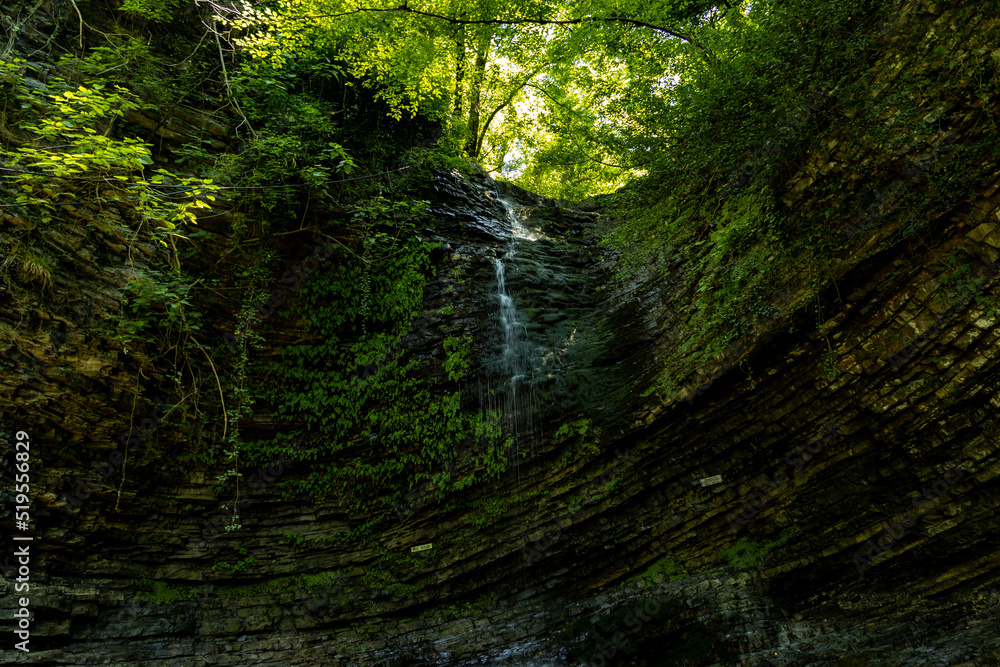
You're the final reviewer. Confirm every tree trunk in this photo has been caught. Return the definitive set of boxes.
[453,25,465,118]
[464,28,492,157]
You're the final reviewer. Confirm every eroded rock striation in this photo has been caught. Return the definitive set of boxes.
[1,1,1000,666]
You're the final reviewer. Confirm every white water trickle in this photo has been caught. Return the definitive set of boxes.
[491,198,539,476]
[495,251,524,379]
[493,199,534,388]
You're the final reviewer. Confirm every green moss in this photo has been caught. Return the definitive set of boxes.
[214,570,347,598]
[470,496,514,529]
[432,591,498,620]
[469,490,540,529]
[130,569,351,603]
[720,526,798,571]
[630,554,689,587]
[133,577,191,605]
[554,418,601,468]
[214,578,290,599]
[360,549,435,599]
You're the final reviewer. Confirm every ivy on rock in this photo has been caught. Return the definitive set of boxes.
[243,196,509,518]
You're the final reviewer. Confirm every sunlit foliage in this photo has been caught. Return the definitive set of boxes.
[219,0,739,197]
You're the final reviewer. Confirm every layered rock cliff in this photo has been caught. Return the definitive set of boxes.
[1,1,1000,666]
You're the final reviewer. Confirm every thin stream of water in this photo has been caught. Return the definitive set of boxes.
[489,197,541,589]
[492,198,538,452]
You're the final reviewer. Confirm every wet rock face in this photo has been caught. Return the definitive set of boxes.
[482,200,611,424]
[424,169,512,242]
[412,167,614,437]
[3,2,1000,666]
[7,160,998,666]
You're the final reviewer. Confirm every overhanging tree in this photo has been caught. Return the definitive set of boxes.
[218,0,746,193]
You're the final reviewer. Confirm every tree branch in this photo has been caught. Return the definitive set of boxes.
[287,5,705,49]
[476,62,551,157]
[523,82,641,170]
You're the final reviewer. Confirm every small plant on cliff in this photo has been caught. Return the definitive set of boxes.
[17,249,54,290]
[212,545,258,574]
[720,526,798,571]
[554,418,601,468]
[133,575,190,604]
[443,335,472,382]
[118,0,182,22]
[630,554,689,587]
[3,73,218,237]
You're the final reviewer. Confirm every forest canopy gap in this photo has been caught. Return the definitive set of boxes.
[209,0,877,199]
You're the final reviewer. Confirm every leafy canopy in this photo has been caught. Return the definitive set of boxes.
[221,0,741,197]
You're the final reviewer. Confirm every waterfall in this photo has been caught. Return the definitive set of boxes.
[480,189,607,608]
[491,198,537,452]
[485,193,605,462]
[495,222,528,380]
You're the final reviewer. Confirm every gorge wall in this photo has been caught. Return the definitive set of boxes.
[1,1,1000,666]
